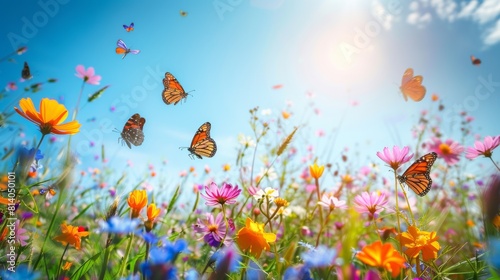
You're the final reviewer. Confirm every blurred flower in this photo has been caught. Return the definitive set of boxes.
[488,238,500,268]
[465,135,500,160]
[354,192,388,219]
[99,217,140,234]
[62,261,72,271]
[0,264,40,280]
[236,217,276,258]
[238,134,256,147]
[75,65,101,85]
[282,110,291,119]
[428,137,464,166]
[200,182,241,207]
[309,163,325,179]
[283,265,313,280]
[14,220,30,246]
[252,187,279,202]
[128,190,148,218]
[431,93,439,101]
[356,241,406,278]
[141,239,187,279]
[193,212,228,247]
[275,197,289,208]
[6,82,17,91]
[318,194,347,211]
[223,163,231,172]
[301,245,336,267]
[210,244,241,279]
[147,203,160,222]
[14,98,81,135]
[53,223,89,250]
[376,146,413,171]
[398,226,440,261]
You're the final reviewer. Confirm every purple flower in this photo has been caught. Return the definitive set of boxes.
[377,146,414,171]
[200,182,241,207]
[193,213,229,247]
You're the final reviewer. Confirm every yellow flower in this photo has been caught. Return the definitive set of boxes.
[309,163,325,180]
[223,163,231,172]
[398,226,440,261]
[357,240,406,278]
[53,223,89,250]
[14,98,80,135]
[274,197,289,208]
[128,190,148,218]
[236,217,276,258]
[147,203,160,222]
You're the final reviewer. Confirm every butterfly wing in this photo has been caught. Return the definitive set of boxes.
[187,122,217,159]
[162,72,188,105]
[471,55,481,66]
[400,68,426,102]
[22,62,32,80]
[117,39,127,50]
[397,152,437,196]
[120,113,145,149]
[129,49,141,55]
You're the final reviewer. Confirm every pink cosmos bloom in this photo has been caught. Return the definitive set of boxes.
[465,136,500,159]
[354,192,388,219]
[376,146,414,171]
[193,212,229,247]
[200,182,241,207]
[318,194,347,211]
[75,65,101,85]
[428,137,464,166]
[15,220,30,246]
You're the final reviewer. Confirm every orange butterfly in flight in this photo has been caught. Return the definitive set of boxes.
[470,55,481,66]
[400,68,426,102]
[116,39,140,59]
[162,72,189,105]
[397,152,437,196]
[117,113,146,149]
[182,122,217,159]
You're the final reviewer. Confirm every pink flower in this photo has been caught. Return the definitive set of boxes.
[318,194,347,211]
[15,220,30,246]
[6,82,17,91]
[376,146,414,171]
[428,137,464,166]
[465,136,500,159]
[75,65,101,85]
[193,212,229,247]
[200,182,241,207]
[354,192,388,219]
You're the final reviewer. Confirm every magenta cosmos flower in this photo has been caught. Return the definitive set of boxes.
[200,182,241,207]
[193,212,229,247]
[354,191,388,219]
[428,137,464,166]
[75,65,101,85]
[465,136,500,159]
[376,146,414,170]
[318,194,347,211]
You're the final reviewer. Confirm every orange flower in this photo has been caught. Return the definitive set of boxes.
[128,190,148,218]
[62,261,73,271]
[53,223,89,250]
[147,203,160,222]
[236,217,276,258]
[309,163,325,180]
[223,163,231,172]
[282,111,291,119]
[493,214,500,228]
[14,98,80,135]
[398,226,440,261]
[356,240,406,278]
[431,93,439,101]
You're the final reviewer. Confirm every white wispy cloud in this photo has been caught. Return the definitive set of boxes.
[484,19,500,45]
[371,0,395,30]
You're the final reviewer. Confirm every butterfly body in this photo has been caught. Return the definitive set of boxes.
[184,122,217,159]
[116,39,140,59]
[162,72,188,105]
[123,22,134,32]
[397,152,437,196]
[470,55,481,66]
[119,113,146,149]
[400,68,426,102]
[22,62,32,80]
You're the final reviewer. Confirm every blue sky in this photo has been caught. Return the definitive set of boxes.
[1,0,499,193]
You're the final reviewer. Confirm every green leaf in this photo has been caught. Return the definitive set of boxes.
[70,251,102,279]
[88,85,110,102]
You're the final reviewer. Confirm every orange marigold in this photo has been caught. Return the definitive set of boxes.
[398,226,440,261]
[236,217,276,258]
[53,223,89,250]
[356,240,406,278]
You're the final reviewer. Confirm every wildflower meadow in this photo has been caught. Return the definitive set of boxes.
[1,2,500,280]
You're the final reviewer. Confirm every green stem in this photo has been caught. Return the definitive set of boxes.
[56,244,69,279]
[488,156,500,172]
[98,233,113,280]
[119,233,135,277]
[394,171,402,252]
[73,81,86,121]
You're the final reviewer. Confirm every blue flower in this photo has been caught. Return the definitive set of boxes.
[0,265,41,280]
[283,265,312,280]
[98,217,140,234]
[488,238,500,269]
[149,239,188,264]
[301,245,336,268]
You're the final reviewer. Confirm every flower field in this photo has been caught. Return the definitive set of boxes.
[1,49,500,280]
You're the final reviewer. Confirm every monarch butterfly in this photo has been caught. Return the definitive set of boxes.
[115,39,140,59]
[22,62,32,80]
[123,22,134,32]
[470,55,481,66]
[182,122,217,159]
[400,68,426,102]
[397,152,437,196]
[162,72,189,105]
[117,113,146,149]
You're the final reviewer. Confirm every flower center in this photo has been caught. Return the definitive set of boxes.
[415,234,429,246]
[208,225,218,233]
[439,143,451,155]
[40,123,53,135]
